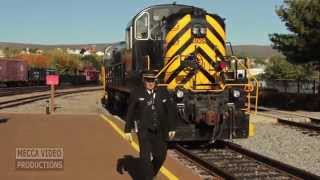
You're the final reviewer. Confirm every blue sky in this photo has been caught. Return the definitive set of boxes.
[0,0,288,45]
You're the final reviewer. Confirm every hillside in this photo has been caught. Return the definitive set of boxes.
[227,45,282,59]
[0,42,109,51]
[0,42,281,59]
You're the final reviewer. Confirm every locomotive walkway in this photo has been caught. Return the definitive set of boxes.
[0,113,200,180]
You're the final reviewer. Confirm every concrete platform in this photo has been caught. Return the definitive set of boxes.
[0,113,200,180]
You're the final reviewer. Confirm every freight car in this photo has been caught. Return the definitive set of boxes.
[103,4,257,142]
[0,58,99,87]
[0,58,28,86]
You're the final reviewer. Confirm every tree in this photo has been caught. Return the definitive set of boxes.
[261,55,315,80]
[270,0,320,64]
[80,55,102,70]
[16,54,51,68]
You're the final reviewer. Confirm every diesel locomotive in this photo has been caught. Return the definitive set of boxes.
[102,4,257,142]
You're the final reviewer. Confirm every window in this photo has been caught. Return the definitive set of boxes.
[135,12,149,40]
[129,26,133,48]
[125,29,130,49]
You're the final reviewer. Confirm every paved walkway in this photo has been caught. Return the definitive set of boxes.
[0,113,200,180]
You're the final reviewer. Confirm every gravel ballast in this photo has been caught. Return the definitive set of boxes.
[233,116,320,176]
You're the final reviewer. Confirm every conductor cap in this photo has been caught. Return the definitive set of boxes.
[142,70,157,82]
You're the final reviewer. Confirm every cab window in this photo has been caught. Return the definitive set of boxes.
[135,12,149,40]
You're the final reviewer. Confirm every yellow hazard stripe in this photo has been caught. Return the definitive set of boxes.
[165,15,191,44]
[165,29,191,61]
[206,29,226,56]
[166,43,195,89]
[206,15,225,40]
[197,53,216,73]
[100,114,179,180]
[165,42,195,75]
[198,43,218,61]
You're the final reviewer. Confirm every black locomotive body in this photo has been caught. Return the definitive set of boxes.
[103,4,254,142]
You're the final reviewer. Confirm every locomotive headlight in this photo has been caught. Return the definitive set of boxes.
[233,90,241,98]
[176,89,184,98]
[192,27,200,35]
[200,27,207,35]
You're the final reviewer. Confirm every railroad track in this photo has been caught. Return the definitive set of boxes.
[256,106,320,122]
[0,86,49,97]
[254,107,320,136]
[0,87,102,109]
[0,84,101,97]
[277,118,320,136]
[173,140,320,180]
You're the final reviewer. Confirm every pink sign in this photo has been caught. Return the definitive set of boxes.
[46,75,59,85]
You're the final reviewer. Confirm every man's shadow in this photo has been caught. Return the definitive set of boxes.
[116,155,144,180]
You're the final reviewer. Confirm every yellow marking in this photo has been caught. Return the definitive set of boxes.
[100,114,179,180]
[249,122,255,137]
[206,15,226,40]
[165,15,191,44]
[165,29,191,62]
[206,29,226,56]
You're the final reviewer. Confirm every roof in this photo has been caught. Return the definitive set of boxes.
[126,3,205,29]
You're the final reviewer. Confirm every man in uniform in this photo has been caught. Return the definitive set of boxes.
[124,70,176,179]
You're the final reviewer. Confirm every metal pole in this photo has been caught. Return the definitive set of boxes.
[51,84,55,113]
[255,82,259,115]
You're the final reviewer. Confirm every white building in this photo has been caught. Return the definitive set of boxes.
[0,50,4,57]
[95,51,104,56]
[66,48,81,55]
[237,68,265,79]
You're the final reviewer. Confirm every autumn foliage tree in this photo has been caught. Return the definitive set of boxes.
[46,49,81,75]
[16,54,51,68]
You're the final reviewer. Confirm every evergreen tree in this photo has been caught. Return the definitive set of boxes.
[270,0,320,64]
[261,55,315,80]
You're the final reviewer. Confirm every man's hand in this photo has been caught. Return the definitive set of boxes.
[168,131,176,140]
[125,133,133,143]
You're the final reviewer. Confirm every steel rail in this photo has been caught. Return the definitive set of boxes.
[221,140,320,180]
[174,140,320,180]
[278,118,320,132]
[0,88,102,109]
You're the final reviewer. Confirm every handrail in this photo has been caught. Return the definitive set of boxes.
[154,55,181,78]
[230,56,259,115]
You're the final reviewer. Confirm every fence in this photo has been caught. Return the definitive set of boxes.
[261,79,319,95]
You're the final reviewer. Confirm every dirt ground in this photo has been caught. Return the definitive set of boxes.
[0,90,104,114]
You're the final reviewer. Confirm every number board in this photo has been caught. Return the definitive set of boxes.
[193,38,206,44]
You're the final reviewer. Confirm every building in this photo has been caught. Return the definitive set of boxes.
[66,48,81,55]
[95,51,104,56]
[0,50,4,58]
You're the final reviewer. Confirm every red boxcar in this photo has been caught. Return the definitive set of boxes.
[0,58,28,85]
[82,67,99,82]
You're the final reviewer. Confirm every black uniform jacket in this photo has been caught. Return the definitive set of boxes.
[124,86,176,140]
